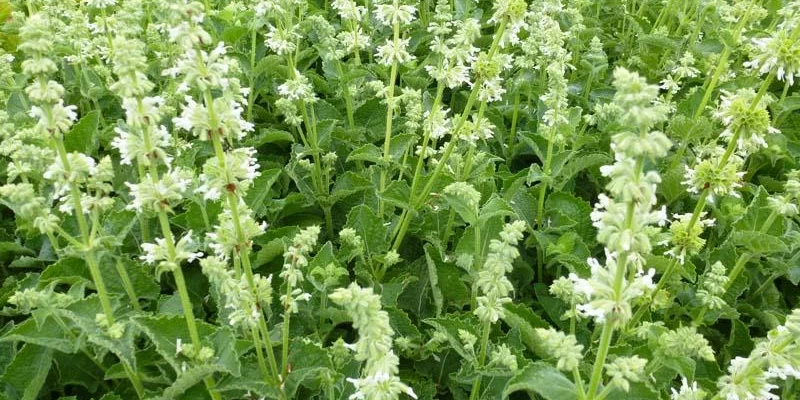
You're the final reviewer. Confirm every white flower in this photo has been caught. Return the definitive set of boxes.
[670,377,704,400]
[265,26,299,55]
[376,38,415,66]
[141,230,203,277]
[477,77,506,103]
[332,0,367,20]
[278,72,316,102]
[718,357,779,400]
[373,2,417,26]
[347,372,418,400]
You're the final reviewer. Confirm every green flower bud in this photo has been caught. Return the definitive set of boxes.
[535,327,584,371]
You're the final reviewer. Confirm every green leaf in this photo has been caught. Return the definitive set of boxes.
[545,192,594,241]
[442,190,478,226]
[330,171,372,205]
[478,194,516,225]
[500,303,550,355]
[507,182,537,230]
[385,307,422,339]
[380,180,412,211]
[659,354,695,380]
[423,244,445,316]
[346,143,383,165]
[552,152,610,190]
[0,318,77,354]
[344,205,389,260]
[245,168,282,216]
[133,314,239,375]
[52,352,104,392]
[0,242,35,259]
[731,231,788,254]
[503,362,577,400]
[0,344,53,400]
[424,314,478,361]
[154,364,227,400]
[64,110,100,154]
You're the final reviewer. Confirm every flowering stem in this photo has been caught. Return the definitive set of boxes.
[586,322,613,399]
[392,17,508,250]
[281,282,293,378]
[156,210,222,400]
[114,258,141,311]
[468,321,491,400]
[572,367,587,400]
[751,69,777,111]
[392,82,445,250]
[692,2,754,121]
[536,89,562,282]
[257,317,282,385]
[247,28,258,122]
[336,60,356,129]
[136,160,151,242]
[251,326,273,385]
[379,16,402,217]
[52,136,116,323]
[508,89,521,153]
[587,153,643,399]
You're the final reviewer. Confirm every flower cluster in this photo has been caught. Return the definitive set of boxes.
[535,327,584,371]
[717,308,800,399]
[695,261,729,311]
[572,69,670,330]
[329,283,417,400]
[202,256,273,330]
[280,226,320,313]
[140,231,203,279]
[474,221,526,324]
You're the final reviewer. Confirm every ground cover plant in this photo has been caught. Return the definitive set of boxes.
[0,0,800,399]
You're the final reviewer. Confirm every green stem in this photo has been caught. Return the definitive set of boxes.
[468,322,491,400]
[251,326,273,385]
[157,211,222,400]
[392,18,508,250]
[379,15,401,217]
[281,282,293,378]
[336,61,356,130]
[114,258,141,311]
[573,367,587,400]
[257,317,282,385]
[586,323,613,399]
[508,89,521,154]
[692,1,754,120]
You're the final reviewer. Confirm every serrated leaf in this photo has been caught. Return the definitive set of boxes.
[423,245,444,317]
[153,364,227,400]
[380,180,411,211]
[330,171,372,205]
[503,362,577,400]
[0,318,77,354]
[0,344,53,400]
[478,194,516,224]
[245,168,282,216]
[423,315,477,361]
[500,303,549,356]
[344,205,389,259]
[552,152,610,190]
[731,231,788,254]
[442,189,478,226]
[385,307,422,339]
[133,314,238,375]
[346,143,383,165]
[389,133,419,161]
[64,110,99,154]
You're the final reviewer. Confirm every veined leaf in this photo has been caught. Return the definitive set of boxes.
[503,362,577,400]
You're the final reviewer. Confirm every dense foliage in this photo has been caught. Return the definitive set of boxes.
[0,0,800,399]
